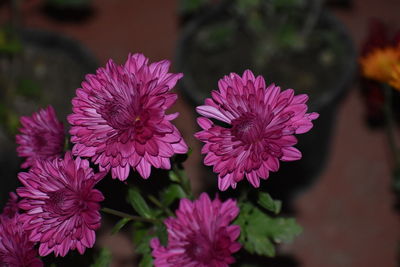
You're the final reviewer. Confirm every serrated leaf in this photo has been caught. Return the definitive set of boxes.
[111,218,131,234]
[244,233,276,257]
[257,192,282,214]
[267,217,302,243]
[90,248,112,267]
[139,253,153,267]
[127,187,153,219]
[244,205,276,257]
[161,184,187,206]
[235,202,302,258]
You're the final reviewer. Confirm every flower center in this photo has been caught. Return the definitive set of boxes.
[32,134,47,150]
[46,189,85,215]
[185,233,214,263]
[231,113,262,144]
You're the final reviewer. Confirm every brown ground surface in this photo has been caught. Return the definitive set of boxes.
[1,0,400,266]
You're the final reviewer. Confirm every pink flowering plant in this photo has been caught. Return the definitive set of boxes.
[0,53,318,266]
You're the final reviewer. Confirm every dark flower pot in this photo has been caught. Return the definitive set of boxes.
[0,28,98,208]
[42,0,95,22]
[176,8,356,205]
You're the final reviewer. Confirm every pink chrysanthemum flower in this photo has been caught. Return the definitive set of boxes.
[195,70,319,190]
[0,215,43,267]
[17,152,105,257]
[16,106,65,168]
[68,53,188,181]
[1,192,19,219]
[150,193,240,267]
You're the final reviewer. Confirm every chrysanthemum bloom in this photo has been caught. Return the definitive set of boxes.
[0,215,43,267]
[389,64,400,90]
[360,46,400,83]
[150,193,240,267]
[16,106,65,168]
[1,192,19,219]
[17,152,105,257]
[68,53,188,181]
[195,70,319,190]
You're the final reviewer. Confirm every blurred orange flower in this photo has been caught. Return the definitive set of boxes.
[389,64,400,90]
[360,46,400,84]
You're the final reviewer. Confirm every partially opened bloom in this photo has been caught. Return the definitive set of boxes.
[0,215,43,267]
[68,53,188,181]
[1,192,19,219]
[16,106,65,168]
[360,46,400,83]
[151,193,240,266]
[195,70,319,190]
[17,152,105,257]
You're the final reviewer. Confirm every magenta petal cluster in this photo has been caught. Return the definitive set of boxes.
[17,152,105,257]
[0,215,43,267]
[195,70,319,190]
[1,192,19,219]
[68,53,188,181]
[16,106,65,168]
[151,193,240,267]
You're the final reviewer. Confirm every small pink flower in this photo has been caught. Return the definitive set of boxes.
[0,215,43,267]
[16,106,65,168]
[17,152,105,257]
[68,53,188,181]
[1,192,19,219]
[150,193,240,267]
[195,70,319,190]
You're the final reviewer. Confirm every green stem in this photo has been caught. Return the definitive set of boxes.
[148,195,173,217]
[383,84,400,165]
[172,165,192,198]
[101,207,158,223]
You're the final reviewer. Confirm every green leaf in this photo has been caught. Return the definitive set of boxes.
[132,222,153,255]
[257,192,282,214]
[235,202,302,258]
[139,253,153,267]
[135,235,152,255]
[127,187,153,219]
[161,184,187,206]
[243,204,276,257]
[156,223,168,247]
[168,171,180,183]
[266,217,302,244]
[111,218,131,234]
[90,248,112,267]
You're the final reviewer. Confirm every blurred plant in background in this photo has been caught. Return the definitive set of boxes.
[178,0,328,70]
[359,27,400,204]
[359,19,400,127]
